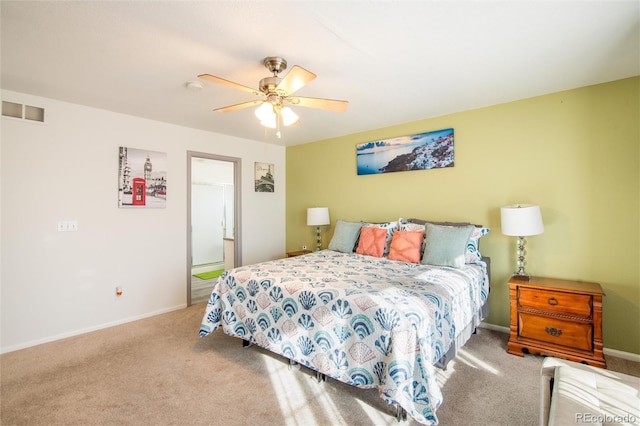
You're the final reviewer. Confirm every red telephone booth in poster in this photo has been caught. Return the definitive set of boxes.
[132,178,146,206]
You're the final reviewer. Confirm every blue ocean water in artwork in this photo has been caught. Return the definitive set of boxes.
[357,144,419,175]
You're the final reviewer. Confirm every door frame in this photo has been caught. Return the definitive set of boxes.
[187,151,242,306]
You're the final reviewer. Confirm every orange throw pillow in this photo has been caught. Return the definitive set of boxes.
[356,226,387,258]
[388,230,423,263]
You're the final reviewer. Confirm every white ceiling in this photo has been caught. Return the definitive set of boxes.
[1,1,638,147]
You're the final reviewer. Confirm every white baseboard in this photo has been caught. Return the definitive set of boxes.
[0,303,187,354]
[603,347,640,363]
[479,322,640,363]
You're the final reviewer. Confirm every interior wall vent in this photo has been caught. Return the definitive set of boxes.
[2,101,45,123]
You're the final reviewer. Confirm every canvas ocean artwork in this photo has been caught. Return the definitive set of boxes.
[357,128,454,175]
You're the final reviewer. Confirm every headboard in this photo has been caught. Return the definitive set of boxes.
[407,218,482,228]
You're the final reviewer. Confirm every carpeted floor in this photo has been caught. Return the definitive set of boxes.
[1,303,638,425]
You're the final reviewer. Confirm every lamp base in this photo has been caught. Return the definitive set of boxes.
[315,226,322,251]
[514,236,531,280]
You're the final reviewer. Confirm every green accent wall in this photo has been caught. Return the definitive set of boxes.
[286,76,639,355]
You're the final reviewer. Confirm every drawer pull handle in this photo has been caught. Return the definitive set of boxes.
[545,327,563,337]
[548,297,559,306]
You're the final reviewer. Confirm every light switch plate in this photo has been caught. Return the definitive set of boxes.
[57,220,78,232]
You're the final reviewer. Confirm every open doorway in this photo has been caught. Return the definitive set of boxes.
[187,151,241,306]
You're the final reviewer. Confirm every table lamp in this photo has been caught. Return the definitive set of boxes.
[307,207,330,251]
[501,204,544,279]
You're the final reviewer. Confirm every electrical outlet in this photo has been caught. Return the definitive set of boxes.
[302,245,307,251]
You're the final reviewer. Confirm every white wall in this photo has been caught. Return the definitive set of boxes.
[0,90,286,353]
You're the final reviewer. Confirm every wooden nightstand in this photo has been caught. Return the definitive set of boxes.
[286,250,312,258]
[507,276,606,368]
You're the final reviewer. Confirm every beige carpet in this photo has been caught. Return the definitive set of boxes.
[1,303,638,426]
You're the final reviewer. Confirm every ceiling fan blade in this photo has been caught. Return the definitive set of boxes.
[288,96,349,112]
[276,65,316,96]
[198,74,261,96]
[214,100,264,113]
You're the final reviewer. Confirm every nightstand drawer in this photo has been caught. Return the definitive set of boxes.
[518,288,592,317]
[519,312,593,351]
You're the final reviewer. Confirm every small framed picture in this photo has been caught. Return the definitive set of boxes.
[254,162,274,192]
[118,147,167,208]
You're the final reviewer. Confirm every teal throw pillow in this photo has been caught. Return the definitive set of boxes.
[328,220,363,253]
[422,224,474,268]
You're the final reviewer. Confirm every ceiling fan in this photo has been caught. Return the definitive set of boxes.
[198,57,348,134]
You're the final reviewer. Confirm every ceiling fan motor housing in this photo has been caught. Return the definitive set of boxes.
[263,56,287,75]
[259,76,283,94]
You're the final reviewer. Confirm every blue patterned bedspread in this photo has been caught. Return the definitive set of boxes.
[199,250,489,424]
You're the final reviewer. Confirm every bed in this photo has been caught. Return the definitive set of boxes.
[199,218,490,425]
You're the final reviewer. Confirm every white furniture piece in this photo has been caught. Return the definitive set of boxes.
[540,357,640,426]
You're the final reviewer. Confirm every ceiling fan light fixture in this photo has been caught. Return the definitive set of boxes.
[280,106,299,127]
[260,117,277,129]
[255,102,275,122]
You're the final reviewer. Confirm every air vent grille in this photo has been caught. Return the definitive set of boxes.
[2,101,45,122]
[2,101,22,118]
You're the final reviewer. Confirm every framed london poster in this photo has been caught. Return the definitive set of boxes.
[118,147,167,208]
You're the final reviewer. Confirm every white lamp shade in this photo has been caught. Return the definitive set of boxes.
[501,204,544,236]
[307,207,330,226]
[260,118,277,128]
[255,103,299,129]
[255,102,276,128]
[280,107,300,126]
